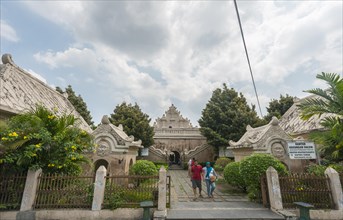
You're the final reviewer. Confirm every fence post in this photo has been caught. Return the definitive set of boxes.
[92,165,107,211]
[20,168,42,211]
[266,166,283,211]
[154,166,167,220]
[325,167,343,210]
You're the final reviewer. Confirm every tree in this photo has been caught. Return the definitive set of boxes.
[198,84,262,150]
[298,72,343,162]
[0,105,94,174]
[56,85,94,127]
[264,94,295,121]
[110,102,154,148]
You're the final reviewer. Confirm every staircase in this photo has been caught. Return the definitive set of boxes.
[168,164,184,170]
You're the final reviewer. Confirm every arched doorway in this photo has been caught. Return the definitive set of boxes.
[94,159,109,173]
[169,151,181,165]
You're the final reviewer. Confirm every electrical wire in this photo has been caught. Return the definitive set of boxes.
[233,0,263,118]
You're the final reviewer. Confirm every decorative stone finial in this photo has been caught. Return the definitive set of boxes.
[2,54,15,65]
[101,115,110,124]
[118,124,123,131]
[270,116,279,126]
[246,125,253,131]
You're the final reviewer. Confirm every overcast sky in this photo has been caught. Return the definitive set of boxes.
[1,1,342,126]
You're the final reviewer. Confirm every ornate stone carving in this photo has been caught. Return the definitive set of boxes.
[271,142,286,159]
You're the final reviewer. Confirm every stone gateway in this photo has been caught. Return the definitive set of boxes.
[142,105,215,166]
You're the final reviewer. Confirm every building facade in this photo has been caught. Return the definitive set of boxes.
[144,105,214,165]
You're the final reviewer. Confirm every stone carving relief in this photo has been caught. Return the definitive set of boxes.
[96,140,111,156]
[271,142,286,159]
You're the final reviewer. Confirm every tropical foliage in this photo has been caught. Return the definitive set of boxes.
[0,105,94,174]
[198,84,263,150]
[298,72,343,162]
[110,102,154,148]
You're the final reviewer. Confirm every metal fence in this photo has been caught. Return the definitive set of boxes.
[103,175,159,209]
[279,173,334,209]
[34,174,94,209]
[0,172,27,210]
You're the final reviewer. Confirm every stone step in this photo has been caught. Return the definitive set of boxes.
[166,208,285,220]
[169,165,184,170]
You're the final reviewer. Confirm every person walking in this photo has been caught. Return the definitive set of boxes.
[203,162,218,198]
[190,159,203,200]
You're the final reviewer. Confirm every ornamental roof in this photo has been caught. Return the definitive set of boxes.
[228,117,291,150]
[0,54,92,133]
[154,104,193,129]
[279,96,328,136]
[92,115,142,153]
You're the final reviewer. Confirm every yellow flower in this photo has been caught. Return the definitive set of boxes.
[48,163,55,167]
[35,143,41,148]
[9,132,18,137]
[1,137,8,141]
[48,115,55,119]
[71,157,76,160]
[71,145,77,151]
[31,153,37,157]
[58,166,62,169]
[24,136,28,140]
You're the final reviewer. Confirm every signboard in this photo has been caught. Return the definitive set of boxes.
[141,148,149,156]
[287,141,316,159]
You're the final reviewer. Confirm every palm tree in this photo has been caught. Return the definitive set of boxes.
[298,72,343,161]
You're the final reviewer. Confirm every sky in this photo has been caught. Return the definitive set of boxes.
[1,1,342,126]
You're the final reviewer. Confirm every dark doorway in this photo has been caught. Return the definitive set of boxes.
[94,159,109,173]
[169,151,181,164]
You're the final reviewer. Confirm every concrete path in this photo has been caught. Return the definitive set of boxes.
[166,170,284,220]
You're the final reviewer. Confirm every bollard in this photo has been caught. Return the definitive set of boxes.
[294,202,314,220]
[140,200,154,220]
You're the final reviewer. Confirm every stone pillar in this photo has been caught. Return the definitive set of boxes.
[325,167,343,210]
[92,165,107,211]
[154,166,167,220]
[20,168,42,211]
[266,166,283,210]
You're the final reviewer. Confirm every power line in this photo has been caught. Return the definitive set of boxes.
[233,0,263,118]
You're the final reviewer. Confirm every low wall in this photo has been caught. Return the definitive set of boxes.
[287,209,343,220]
[1,209,149,220]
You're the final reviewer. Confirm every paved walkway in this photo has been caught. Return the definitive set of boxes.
[166,170,284,220]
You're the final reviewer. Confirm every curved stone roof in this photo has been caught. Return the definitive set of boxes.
[92,115,142,153]
[279,96,328,136]
[228,117,291,150]
[0,54,92,133]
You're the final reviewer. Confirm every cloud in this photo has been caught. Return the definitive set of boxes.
[22,1,342,124]
[0,20,19,42]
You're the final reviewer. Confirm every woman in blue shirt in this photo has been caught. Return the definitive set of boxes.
[202,162,218,198]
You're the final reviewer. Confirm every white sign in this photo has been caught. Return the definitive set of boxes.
[141,148,149,156]
[287,141,316,159]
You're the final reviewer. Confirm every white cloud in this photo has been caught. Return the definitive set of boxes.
[0,20,19,42]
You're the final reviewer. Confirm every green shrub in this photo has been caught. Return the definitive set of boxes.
[153,162,169,171]
[306,163,343,176]
[130,160,157,176]
[306,164,327,176]
[214,157,232,171]
[240,154,287,200]
[223,161,246,191]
